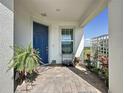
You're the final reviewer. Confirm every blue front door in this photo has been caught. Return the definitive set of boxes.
[33,22,48,64]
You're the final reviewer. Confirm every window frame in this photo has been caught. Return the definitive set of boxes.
[61,28,74,54]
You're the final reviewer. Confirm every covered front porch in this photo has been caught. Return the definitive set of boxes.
[14,1,108,92]
[14,0,107,64]
[0,0,123,93]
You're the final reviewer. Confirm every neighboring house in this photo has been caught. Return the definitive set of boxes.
[0,0,123,93]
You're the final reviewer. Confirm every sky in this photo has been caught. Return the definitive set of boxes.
[84,8,108,47]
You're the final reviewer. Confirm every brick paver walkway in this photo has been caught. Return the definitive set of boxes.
[16,66,108,93]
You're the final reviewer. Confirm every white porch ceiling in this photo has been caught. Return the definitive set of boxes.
[15,0,107,22]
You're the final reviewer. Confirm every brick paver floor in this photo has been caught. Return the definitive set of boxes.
[16,65,108,93]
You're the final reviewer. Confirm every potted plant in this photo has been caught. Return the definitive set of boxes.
[8,44,41,90]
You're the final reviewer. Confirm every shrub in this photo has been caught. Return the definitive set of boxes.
[8,44,41,82]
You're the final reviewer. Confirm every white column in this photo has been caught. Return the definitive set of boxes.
[75,28,84,57]
[0,0,14,93]
[108,0,123,93]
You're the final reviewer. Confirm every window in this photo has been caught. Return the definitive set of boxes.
[61,29,73,54]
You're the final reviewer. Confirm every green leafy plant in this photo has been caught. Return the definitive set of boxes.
[8,44,41,82]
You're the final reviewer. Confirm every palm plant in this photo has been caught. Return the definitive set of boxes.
[8,44,41,83]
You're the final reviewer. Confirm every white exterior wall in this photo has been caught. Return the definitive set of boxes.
[108,0,123,93]
[14,4,32,47]
[0,0,14,93]
[15,3,83,64]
